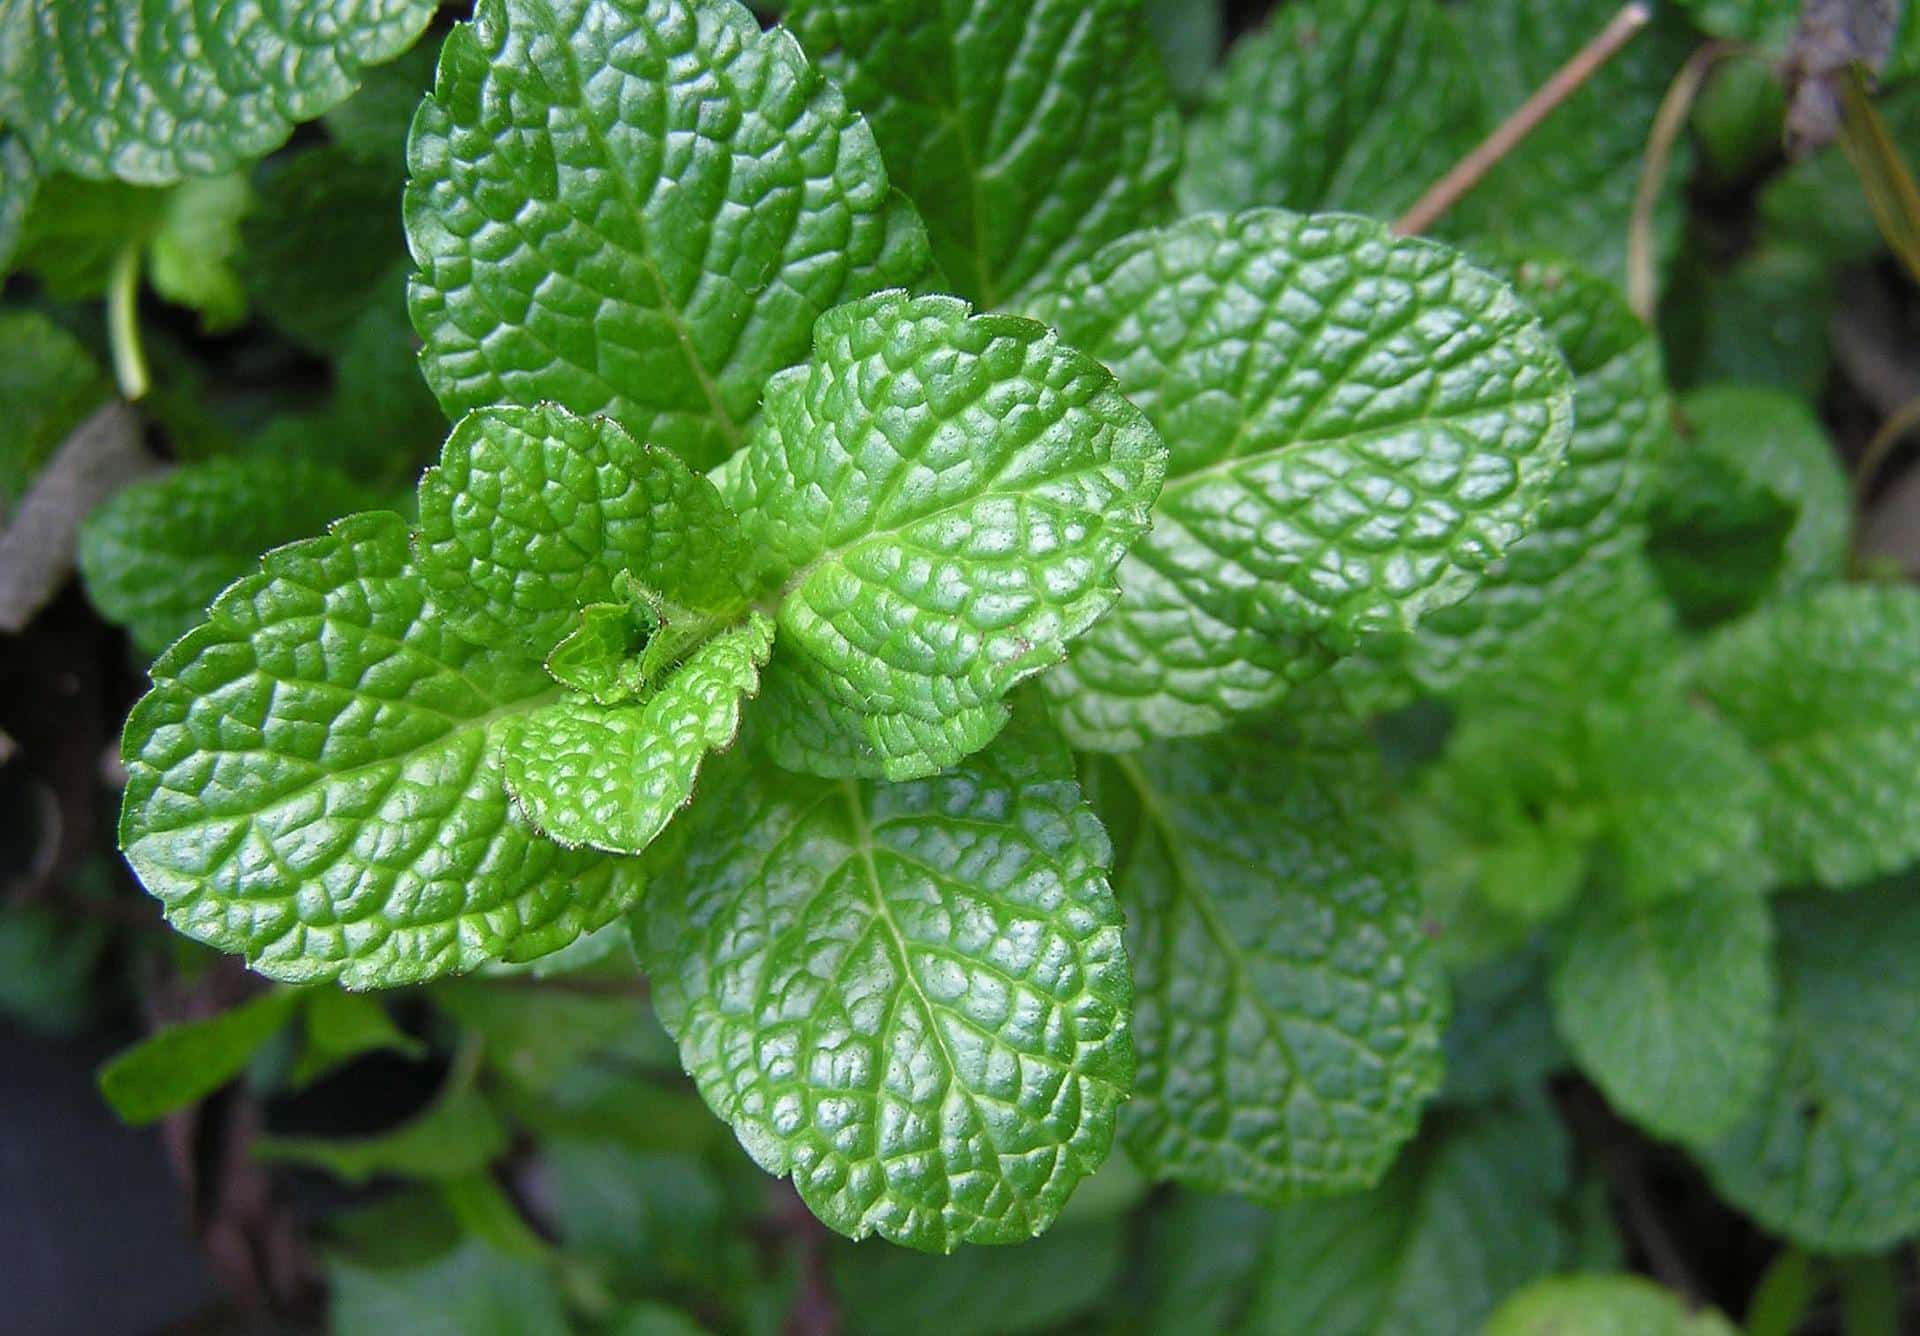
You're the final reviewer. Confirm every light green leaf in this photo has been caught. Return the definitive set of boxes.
[78,454,378,656]
[1033,210,1574,749]
[118,511,646,988]
[501,614,773,853]
[641,708,1132,1251]
[1445,0,1693,285]
[1201,1100,1576,1336]
[1698,881,1920,1251]
[722,291,1164,776]
[1179,0,1478,220]
[406,0,932,472]
[1486,1274,1739,1336]
[5,0,436,184]
[1696,584,1920,889]
[0,310,110,518]
[754,664,1011,782]
[147,173,251,333]
[97,989,298,1124]
[1551,887,1775,1145]
[415,405,750,656]
[329,1241,569,1336]
[1394,253,1672,699]
[1672,0,1799,47]
[1092,730,1446,1202]
[786,0,1180,308]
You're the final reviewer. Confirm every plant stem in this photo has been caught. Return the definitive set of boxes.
[1394,2,1653,236]
[108,241,150,402]
[1853,393,1920,513]
[1838,62,1920,286]
[1628,41,1738,321]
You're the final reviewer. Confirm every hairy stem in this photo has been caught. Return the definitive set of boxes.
[1394,2,1653,236]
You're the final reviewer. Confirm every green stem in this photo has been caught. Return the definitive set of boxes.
[107,242,150,402]
[1745,1246,1821,1336]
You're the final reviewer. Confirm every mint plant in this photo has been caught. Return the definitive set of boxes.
[7,0,1920,1328]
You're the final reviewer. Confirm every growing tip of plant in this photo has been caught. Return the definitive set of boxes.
[1394,1,1653,238]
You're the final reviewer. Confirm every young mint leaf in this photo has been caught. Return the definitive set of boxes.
[119,511,646,988]
[0,311,110,519]
[501,614,774,854]
[1092,730,1446,1202]
[292,988,424,1088]
[5,0,436,184]
[640,708,1132,1252]
[721,291,1164,777]
[1648,386,1849,622]
[1446,0,1694,284]
[78,455,379,657]
[415,405,750,657]
[1695,584,1920,890]
[97,988,299,1124]
[1032,210,1574,749]
[785,0,1180,308]
[1179,0,1479,220]
[1486,1275,1739,1336]
[1217,1100,1576,1336]
[406,0,932,472]
[1394,254,1673,699]
[1551,887,1776,1145]
[1697,882,1920,1252]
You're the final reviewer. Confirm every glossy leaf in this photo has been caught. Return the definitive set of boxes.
[722,291,1164,776]
[406,0,932,471]
[1094,730,1446,1202]
[118,512,646,988]
[787,0,1180,307]
[641,710,1132,1251]
[1033,210,1574,748]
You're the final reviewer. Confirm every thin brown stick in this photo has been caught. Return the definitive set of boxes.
[1854,394,1920,509]
[1394,3,1654,237]
[1628,41,1737,321]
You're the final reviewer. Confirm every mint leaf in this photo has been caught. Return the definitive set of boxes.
[78,455,378,657]
[330,1241,570,1336]
[1486,1275,1739,1336]
[1647,386,1849,624]
[6,0,436,184]
[1395,254,1672,699]
[754,664,1011,783]
[722,291,1164,776]
[1698,882,1920,1251]
[501,614,773,853]
[640,708,1132,1251]
[1442,947,1566,1105]
[0,310,110,518]
[292,988,424,1088]
[97,988,298,1124]
[322,35,443,167]
[14,175,169,299]
[1696,585,1920,890]
[1034,210,1574,748]
[1179,0,1479,220]
[243,146,408,354]
[1226,1100,1575,1335]
[786,0,1180,307]
[1143,0,1222,101]
[415,405,749,656]
[147,173,251,333]
[118,511,646,988]
[406,0,932,472]
[1446,0,1693,284]
[1551,887,1776,1145]
[1093,729,1446,1202]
